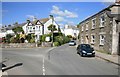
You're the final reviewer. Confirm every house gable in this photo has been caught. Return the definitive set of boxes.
[36,20,43,25]
[27,22,33,26]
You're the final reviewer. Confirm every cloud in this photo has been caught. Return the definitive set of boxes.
[51,5,78,18]
[26,15,35,20]
[54,16,67,22]
[0,24,2,26]
[64,10,78,18]
[67,21,75,25]
[101,0,115,2]
[51,6,65,17]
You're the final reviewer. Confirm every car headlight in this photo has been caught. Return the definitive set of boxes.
[92,51,95,53]
[82,50,86,53]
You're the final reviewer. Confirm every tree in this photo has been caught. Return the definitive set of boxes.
[5,34,13,43]
[8,24,11,27]
[47,24,57,32]
[77,24,80,28]
[12,26,24,34]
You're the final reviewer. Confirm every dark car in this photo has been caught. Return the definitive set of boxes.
[77,44,95,57]
[69,40,76,46]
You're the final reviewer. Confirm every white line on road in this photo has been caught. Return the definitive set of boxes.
[42,56,45,75]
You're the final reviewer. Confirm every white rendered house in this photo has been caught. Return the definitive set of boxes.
[22,17,59,42]
[62,24,79,39]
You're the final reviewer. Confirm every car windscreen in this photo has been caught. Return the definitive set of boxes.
[81,44,91,48]
[70,41,74,42]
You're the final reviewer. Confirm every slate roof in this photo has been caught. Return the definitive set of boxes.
[1,18,50,31]
[65,25,79,30]
[29,18,49,25]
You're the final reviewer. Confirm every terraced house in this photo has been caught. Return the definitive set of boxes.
[79,2,120,55]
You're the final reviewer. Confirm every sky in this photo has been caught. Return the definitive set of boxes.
[1,2,114,28]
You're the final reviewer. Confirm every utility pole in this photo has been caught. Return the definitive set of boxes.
[49,15,54,47]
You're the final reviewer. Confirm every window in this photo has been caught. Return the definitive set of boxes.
[100,15,105,27]
[100,35,105,45]
[92,18,96,29]
[81,36,84,43]
[91,35,95,44]
[39,26,40,31]
[36,26,38,29]
[33,27,35,29]
[86,22,89,30]
[81,25,84,31]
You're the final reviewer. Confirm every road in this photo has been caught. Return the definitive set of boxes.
[2,44,118,75]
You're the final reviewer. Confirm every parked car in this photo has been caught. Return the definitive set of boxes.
[69,40,76,46]
[76,44,95,57]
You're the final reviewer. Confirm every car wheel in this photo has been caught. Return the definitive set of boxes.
[77,52,79,55]
[92,54,95,57]
[80,53,83,57]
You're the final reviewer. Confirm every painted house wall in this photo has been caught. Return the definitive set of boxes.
[22,23,28,34]
[62,25,79,38]
[44,19,59,34]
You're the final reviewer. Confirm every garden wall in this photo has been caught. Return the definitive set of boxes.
[0,43,37,48]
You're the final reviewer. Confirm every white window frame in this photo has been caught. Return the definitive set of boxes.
[81,36,84,43]
[99,35,105,45]
[92,18,96,29]
[86,22,89,31]
[100,14,105,27]
[81,25,84,31]
[91,35,95,44]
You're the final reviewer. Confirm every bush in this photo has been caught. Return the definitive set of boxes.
[67,35,72,38]
[63,36,70,44]
[40,34,52,42]
[10,37,15,43]
[6,34,13,43]
[25,34,32,43]
[10,36,20,43]
[53,42,59,46]
[30,38,35,43]
[54,36,63,45]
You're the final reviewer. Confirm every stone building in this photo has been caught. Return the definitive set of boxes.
[79,2,120,55]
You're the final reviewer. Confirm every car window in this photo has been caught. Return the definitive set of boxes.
[81,44,91,48]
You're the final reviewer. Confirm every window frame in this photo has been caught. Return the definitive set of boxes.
[92,18,96,29]
[91,34,95,44]
[99,34,105,45]
[100,14,105,28]
[86,22,89,31]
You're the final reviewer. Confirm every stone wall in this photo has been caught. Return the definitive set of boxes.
[0,43,37,48]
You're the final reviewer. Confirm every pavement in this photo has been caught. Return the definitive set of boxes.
[95,51,120,66]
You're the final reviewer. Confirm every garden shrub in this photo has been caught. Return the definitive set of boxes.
[53,42,59,46]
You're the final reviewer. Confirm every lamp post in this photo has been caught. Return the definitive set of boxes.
[49,15,54,47]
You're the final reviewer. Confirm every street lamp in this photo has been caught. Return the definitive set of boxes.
[49,15,54,47]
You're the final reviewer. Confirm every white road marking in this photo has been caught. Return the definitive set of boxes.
[42,47,56,75]
[42,56,45,75]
